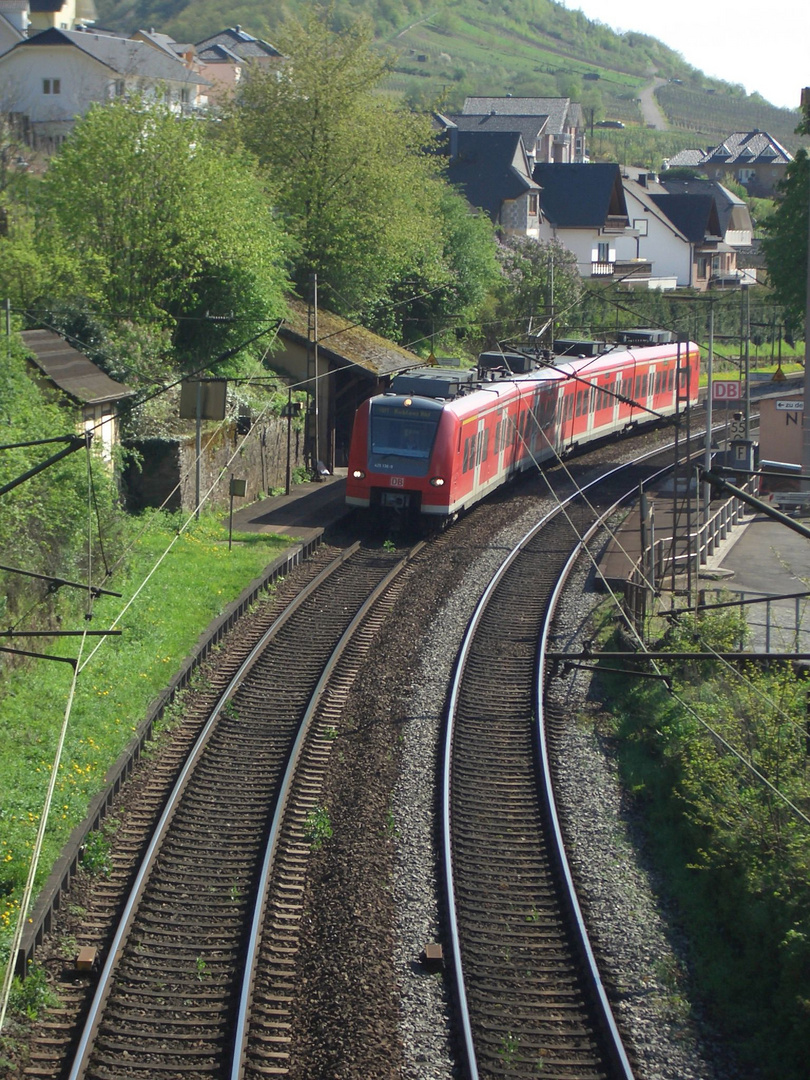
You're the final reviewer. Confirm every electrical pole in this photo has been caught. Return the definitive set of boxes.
[704,302,714,524]
[802,89,810,488]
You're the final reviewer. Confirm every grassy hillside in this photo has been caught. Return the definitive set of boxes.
[94,0,804,154]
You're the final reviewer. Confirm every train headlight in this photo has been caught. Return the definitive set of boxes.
[352,469,366,479]
[429,477,445,487]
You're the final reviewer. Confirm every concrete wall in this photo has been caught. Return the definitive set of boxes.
[123,417,304,513]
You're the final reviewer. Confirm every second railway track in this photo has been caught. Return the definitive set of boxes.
[58,542,418,1080]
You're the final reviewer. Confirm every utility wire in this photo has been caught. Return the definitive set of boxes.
[510,401,810,827]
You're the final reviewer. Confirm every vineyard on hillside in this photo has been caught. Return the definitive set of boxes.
[656,83,803,151]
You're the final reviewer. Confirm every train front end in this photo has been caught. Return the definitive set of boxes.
[346,391,451,518]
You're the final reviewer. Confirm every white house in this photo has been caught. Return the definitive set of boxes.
[618,175,740,290]
[533,162,632,277]
[0,26,210,145]
[616,177,692,289]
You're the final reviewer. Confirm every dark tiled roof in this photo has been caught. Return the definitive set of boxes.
[648,193,722,243]
[664,148,705,168]
[29,0,64,11]
[461,96,581,135]
[666,131,793,169]
[440,112,549,148]
[282,299,422,378]
[532,162,627,227]
[195,27,282,61]
[22,330,132,404]
[448,130,538,221]
[197,42,243,63]
[660,178,752,237]
[20,27,209,84]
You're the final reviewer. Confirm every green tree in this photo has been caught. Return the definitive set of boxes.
[761,148,809,336]
[36,98,290,369]
[233,7,458,336]
[492,237,583,345]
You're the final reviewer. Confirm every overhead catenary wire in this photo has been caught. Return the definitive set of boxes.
[510,397,810,828]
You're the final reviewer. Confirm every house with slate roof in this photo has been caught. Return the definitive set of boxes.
[21,328,132,461]
[461,96,586,163]
[533,162,631,278]
[617,174,740,290]
[0,25,210,145]
[664,131,793,197]
[660,177,753,247]
[131,27,198,70]
[443,129,541,239]
[435,111,550,169]
[195,26,284,104]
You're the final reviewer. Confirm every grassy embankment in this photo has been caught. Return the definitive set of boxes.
[0,512,291,970]
[596,607,810,1080]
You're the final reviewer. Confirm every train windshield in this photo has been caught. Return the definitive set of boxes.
[370,402,441,460]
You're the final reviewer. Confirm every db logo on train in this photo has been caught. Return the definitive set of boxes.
[712,381,742,401]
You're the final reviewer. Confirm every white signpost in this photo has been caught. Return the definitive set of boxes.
[712,380,742,401]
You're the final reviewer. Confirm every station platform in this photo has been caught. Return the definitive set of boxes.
[598,490,810,653]
[228,469,351,543]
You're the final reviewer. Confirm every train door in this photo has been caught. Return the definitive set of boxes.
[461,415,489,498]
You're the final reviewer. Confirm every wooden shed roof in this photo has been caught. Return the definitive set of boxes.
[21,329,133,405]
[280,298,423,379]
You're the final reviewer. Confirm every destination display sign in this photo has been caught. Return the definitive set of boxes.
[376,405,436,421]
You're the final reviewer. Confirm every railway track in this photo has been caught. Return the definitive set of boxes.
[23,542,420,1080]
[10,429,719,1080]
[442,450,687,1080]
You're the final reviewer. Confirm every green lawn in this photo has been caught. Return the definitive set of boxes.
[0,512,292,964]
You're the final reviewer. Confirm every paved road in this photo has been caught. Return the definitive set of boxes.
[713,513,810,653]
[638,77,668,130]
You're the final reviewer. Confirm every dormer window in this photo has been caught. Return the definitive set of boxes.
[43,79,61,95]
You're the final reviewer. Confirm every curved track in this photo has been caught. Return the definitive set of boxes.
[442,450,686,1080]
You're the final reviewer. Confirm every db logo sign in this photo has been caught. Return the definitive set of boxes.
[712,381,741,401]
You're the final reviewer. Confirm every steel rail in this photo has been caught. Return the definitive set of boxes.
[442,440,695,1079]
[230,542,424,1079]
[67,543,361,1080]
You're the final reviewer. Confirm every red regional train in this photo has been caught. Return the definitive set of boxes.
[346,333,700,521]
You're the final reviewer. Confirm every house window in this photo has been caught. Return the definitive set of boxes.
[181,87,190,104]
[528,192,538,216]
[43,78,61,95]
[115,80,125,96]
[597,241,610,263]
[697,256,709,279]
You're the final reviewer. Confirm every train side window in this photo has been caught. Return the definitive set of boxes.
[462,437,470,472]
[482,430,489,462]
